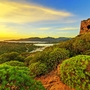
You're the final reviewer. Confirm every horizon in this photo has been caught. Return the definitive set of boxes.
[0,36,72,41]
[0,0,90,40]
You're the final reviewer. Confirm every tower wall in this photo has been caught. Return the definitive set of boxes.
[80,18,90,34]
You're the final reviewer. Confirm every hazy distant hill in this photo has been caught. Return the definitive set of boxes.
[7,37,71,43]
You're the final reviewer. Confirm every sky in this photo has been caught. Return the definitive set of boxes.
[0,0,90,40]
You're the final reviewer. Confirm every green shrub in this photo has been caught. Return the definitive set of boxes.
[41,48,70,71]
[58,33,90,56]
[60,55,90,90]
[83,50,90,55]
[0,52,24,64]
[29,61,47,76]
[0,64,45,90]
[24,52,41,66]
[47,48,70,69]
[27,47,70,76]
[72,39,88,54]
[24,55,33,66]
[58,39,75,56]
[4,61,25,67]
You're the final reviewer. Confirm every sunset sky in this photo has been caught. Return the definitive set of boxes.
[0,0,90,40]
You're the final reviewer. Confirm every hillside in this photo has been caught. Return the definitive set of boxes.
[34,33,90,90]
[1,33,90,89]
[58,33,90,56]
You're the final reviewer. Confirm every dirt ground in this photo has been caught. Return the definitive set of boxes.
[36,65,75,90]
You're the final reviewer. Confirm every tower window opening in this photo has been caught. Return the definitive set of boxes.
[87,25,90,29]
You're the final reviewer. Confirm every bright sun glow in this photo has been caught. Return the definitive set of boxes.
[0,0,81,40]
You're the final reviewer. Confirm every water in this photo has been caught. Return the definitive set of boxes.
[4,41,54,53]
[34,43,53,47]
[5,41,46,44]
[30,44,54,53]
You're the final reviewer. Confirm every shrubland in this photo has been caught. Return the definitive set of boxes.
[25,47,70,76]
[24,33,90,77]
[58,33,90,56]
[1,33,90,89]
[0,42,38,55]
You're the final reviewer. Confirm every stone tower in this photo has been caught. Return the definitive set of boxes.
[80,18,90,34]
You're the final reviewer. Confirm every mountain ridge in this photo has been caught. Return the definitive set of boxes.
[6,37,71,43]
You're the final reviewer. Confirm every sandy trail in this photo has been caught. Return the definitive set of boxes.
[36,65,75,90]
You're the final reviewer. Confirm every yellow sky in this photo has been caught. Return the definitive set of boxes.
[0,1,72,23]
[0,0,77,40]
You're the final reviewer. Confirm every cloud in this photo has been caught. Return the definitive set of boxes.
[39,27,50,30]
[57,27,79,30]
[0,1,73,24]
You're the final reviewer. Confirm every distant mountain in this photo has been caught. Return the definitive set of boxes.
[6,37,71,43]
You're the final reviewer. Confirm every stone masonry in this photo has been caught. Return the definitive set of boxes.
[80,18,90,34]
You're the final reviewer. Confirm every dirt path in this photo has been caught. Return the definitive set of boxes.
[36,65,75,90]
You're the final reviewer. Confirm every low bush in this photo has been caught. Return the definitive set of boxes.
[83,50,90,55]
[0,52,24,64]
[24,52,41,66]
[24,55,33,66]
[46,48,70,70]
[0,64,45,90]
[60,55,90,90]
[29,61,47,76]
[27,47,70,76]
[41,47,70,71]
[4,61,25,67]
[58,33,90,56]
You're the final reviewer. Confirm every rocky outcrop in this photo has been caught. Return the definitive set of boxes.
[80,18,90,34]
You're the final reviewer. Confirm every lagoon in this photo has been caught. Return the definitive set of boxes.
[5,41,46,44]
[34,43,53,47]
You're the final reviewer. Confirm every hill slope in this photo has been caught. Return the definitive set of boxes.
[35,33,90,90]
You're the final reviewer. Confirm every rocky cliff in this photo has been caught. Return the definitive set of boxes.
[80,18,90,34]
